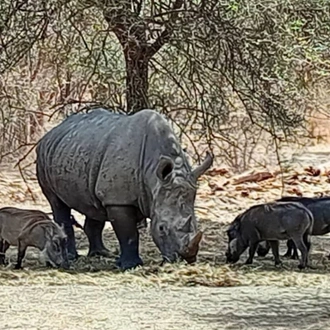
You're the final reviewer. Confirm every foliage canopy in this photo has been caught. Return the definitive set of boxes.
[1,0,330,169]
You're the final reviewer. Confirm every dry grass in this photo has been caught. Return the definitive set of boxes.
[1,215,330,288]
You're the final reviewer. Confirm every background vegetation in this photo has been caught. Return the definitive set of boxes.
[1,0,330,171]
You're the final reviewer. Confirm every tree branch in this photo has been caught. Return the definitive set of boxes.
[147,0,184,57]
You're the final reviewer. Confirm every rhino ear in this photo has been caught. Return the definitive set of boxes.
[192,151,214,181]
[156,156,174,182]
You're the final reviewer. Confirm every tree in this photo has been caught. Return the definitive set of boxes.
[1,0,330,169]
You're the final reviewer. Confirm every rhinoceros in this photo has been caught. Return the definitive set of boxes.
[36,109,213,270]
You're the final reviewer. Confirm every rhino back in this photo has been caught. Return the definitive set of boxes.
[36,109,189,219]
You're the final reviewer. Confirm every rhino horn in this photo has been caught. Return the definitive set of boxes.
[180,231,203,263]
[192,151,213,180]
[188,230,203,250]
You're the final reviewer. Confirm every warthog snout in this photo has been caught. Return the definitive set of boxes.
[225,253,239,264]
[60,259,70,270]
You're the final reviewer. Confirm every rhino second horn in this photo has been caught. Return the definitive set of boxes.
[192,151,214,180]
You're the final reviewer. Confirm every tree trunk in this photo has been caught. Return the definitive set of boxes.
[124,49,150,114]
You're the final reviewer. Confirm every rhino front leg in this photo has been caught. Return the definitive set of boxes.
[107,206,143,271]
[84,218,111,258]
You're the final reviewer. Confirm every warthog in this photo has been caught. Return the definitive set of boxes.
[257,196,330,259]
[0,207,69,269]
[36,109,213,270]
[225,202,314,269]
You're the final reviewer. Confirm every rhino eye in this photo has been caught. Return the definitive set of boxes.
[162,163,173,180]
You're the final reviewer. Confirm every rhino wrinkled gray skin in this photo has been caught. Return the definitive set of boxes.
[36,109,213,270]
[0,207,69,269]
[225,202,314,269]
[257,196,330,259]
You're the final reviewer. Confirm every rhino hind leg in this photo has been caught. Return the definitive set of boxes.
[84,218,111,258]
[107,206,143,271]
[41,188,78,261]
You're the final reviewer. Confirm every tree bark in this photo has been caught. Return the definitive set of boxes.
[124,49,150,114]
[102,0,184,113]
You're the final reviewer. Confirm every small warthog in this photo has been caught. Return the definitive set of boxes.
[257,196,330,259]
[225,202,314,269]
[0,207,69,269]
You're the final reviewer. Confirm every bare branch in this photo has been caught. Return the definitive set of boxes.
[147,0,184,57]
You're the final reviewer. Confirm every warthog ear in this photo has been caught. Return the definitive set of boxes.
[191,151,214,181]
[156,156,174,182]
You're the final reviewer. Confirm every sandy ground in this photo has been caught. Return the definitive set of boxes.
[1,285,330,329]
[2,144,330,328]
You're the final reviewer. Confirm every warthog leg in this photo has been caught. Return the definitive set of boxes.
[14,241,27,270]
[245,241,259,265]
[0,240,9,265]
[283,239,299,260]
[291,236,308,269]
[107,206,143,271]
[269,240,282,266]
[84,217,111,258]
[256,241,271,257]
[0,240,3,265]
[303,232,311,252]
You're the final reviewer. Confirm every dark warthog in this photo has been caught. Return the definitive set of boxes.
[0,207,69,269]
[257,196,330,259]
[225,202,314,269]
[36,109,213,270]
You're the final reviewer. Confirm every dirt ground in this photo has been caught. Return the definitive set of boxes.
[1,285,330,330]
[2,144,330,329]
